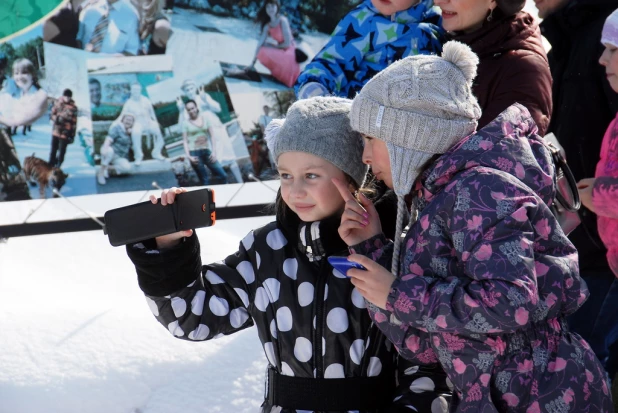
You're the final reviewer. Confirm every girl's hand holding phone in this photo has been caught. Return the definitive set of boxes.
[150,187,194,249]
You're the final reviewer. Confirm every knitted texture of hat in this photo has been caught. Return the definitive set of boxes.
[350,40,482,197]
[350,41,481,277]
[602,9,618,48]
[264,96,366,186]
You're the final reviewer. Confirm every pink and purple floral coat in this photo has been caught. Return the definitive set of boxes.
[593,112,618,278]
[352,105,612,412]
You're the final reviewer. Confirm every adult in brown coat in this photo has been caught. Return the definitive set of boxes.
[49,89,78,168]
[435,0,552,135]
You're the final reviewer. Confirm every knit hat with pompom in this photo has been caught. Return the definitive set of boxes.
[350,41,482,275]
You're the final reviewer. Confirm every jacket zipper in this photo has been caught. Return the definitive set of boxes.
[306,222,328,379]
[314,258,327,379]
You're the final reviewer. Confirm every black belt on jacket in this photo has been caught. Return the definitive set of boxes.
[265,367,395,411]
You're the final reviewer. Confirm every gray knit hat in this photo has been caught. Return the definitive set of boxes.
[350,40,482,197]
[350,41,481,277]
[265,96,366,186]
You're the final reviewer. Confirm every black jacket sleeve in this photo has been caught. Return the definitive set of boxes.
[126,231,258,341]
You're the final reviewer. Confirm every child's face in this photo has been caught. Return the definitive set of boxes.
[371,0,420,16]
[362,135,393,189]
[13,68,34,91]
[278,151,349,222]
[434,0,496,33]
[600,44,618,93]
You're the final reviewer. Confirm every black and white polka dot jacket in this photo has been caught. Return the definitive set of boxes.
[127,210,450,413]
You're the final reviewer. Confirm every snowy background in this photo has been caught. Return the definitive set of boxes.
[0,3,552,413]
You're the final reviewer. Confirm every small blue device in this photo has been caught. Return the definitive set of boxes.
[327,256,366,277]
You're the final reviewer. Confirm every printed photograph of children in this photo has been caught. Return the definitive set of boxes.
[0,27,93,201]
[146,61,252,187]
[87,54,177,192]
[43,0,172,57]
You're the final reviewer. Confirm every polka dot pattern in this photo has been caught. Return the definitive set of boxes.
[270,319,277,338]
[281,362,294,376]
[332,268,347,279]
[145,296,159,316]
[205,270,224,284]
[350,339,365,365]
[298,282,314,307]
[188,324,210,340]
[324,363,345,378]
[294,337,312,363]
[276,307,293,332]
[255,287,269,312]
[283,258,298,280]
[263,278,281,303]
[209,296,229,316]
[367,357,382,377]
[191,290,205,316]
[234,288,249,308]
[242,231,254,250]
[236,261,255,284]
[171,297,187,318]
[326,307,349,333]
[351,288,366,309]
[230,308,250,328]
[167,320,184,337]
[264,342,277,366]
[410,377,436,393]
[266,229,287,250]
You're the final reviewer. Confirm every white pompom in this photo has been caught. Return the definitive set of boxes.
[264,118,285,147]
[441,41,479,85]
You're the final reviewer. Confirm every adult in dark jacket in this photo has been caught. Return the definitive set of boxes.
[49,89,78,168]
[537,0,618,380]
[126,97,451,413]
[435,0,552,134]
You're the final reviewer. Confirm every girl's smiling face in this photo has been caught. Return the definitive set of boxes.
[278,151,349,222]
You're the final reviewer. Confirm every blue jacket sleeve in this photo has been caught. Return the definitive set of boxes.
[295,10,366,96]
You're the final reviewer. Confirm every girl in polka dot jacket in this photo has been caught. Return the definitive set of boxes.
[126,97,452,413]
[337,42,613,412]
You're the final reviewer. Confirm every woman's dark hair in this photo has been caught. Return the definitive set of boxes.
[494,0,525,17]
[269,172,374,220]
[255,0,281,29]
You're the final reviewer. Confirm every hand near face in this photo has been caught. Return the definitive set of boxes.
[346,254,395,310]
[577,178,596,212]
[332,178,382,246]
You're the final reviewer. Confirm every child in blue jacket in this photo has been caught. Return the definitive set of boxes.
[295,0,444,99]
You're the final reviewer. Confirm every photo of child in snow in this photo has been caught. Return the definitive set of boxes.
[0,28,96,201]
[87,54,177,193]
[223,88,295,180]
[146,62,252,187]
[165,0,361,90]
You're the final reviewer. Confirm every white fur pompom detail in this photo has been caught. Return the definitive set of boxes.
[264,118,285,148]
[441,41,479,86]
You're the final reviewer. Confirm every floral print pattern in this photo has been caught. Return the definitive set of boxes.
[352,105,613,412]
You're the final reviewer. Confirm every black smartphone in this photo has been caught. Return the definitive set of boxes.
[103,188,216,247]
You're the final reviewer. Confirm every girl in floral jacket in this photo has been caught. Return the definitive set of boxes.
[334,41,613,412]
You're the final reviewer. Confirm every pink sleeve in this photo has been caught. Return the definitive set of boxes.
[593,117,618,218]
[593,177,618,219]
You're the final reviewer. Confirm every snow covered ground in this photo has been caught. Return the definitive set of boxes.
[0,216,274,413]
